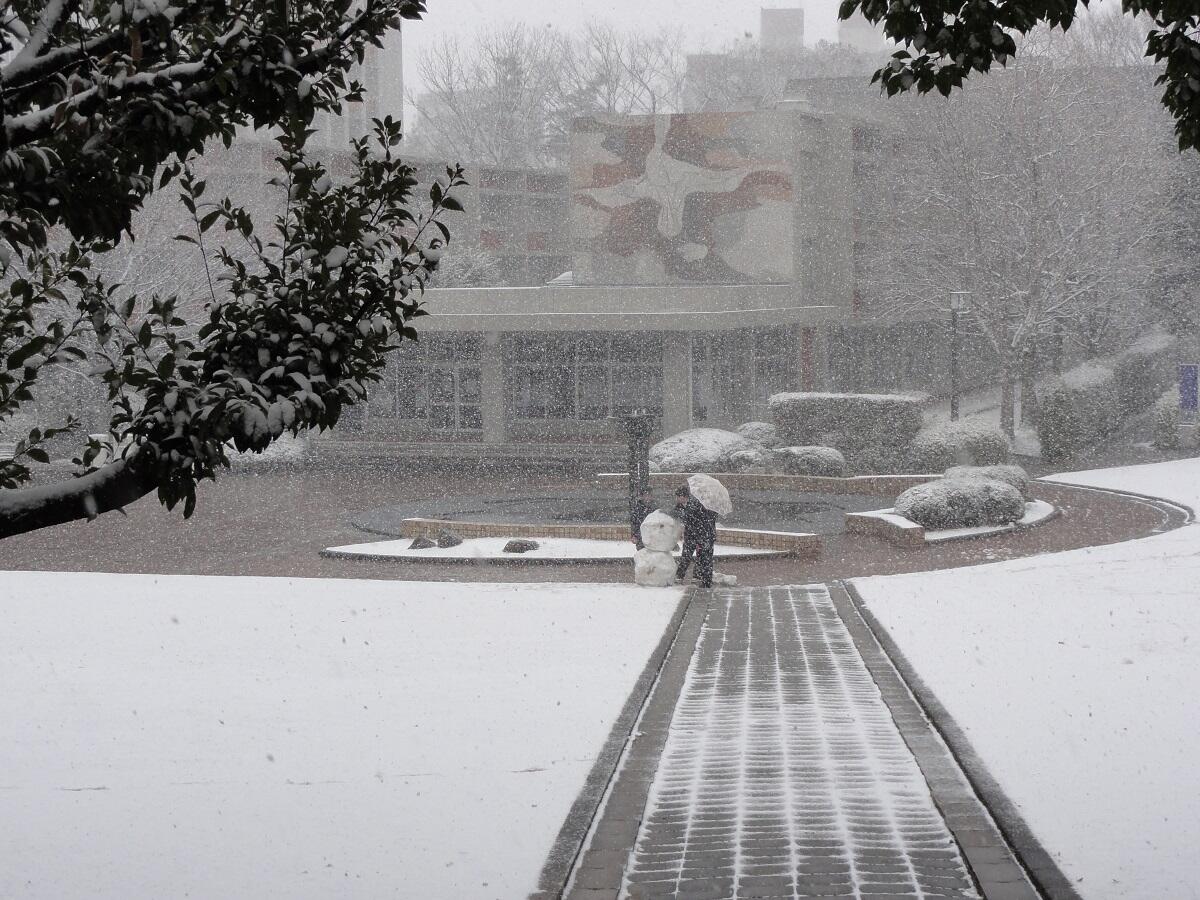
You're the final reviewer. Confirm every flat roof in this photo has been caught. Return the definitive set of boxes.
[418,283,848,332]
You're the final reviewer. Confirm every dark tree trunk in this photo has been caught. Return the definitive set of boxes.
[0,457,156,540]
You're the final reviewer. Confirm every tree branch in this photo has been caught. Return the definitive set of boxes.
[0,455,156,540]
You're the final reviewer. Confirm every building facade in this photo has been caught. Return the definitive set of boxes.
[330,108,872,465]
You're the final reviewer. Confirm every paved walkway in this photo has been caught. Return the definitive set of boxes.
[556,585,1044,900]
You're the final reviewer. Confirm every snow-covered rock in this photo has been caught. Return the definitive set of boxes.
[944,464,1029,497]
[649,428,759,473]
[640,510,682,552]
[895,477,1025,530]
[634,548,677,587]
[909,418,1010,470]
[727,448,771,473]
[735,421,784,448]
[772,445,846,477]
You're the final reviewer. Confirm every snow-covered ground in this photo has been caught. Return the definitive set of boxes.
[855,458,1200,900]
[325,535,782,561]
[0,572,681,900]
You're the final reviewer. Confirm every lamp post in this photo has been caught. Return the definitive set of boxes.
[612,409,657,539]
[949,292,970,421]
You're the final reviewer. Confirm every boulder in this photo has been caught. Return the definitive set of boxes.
[634,548,677,587]
[772,445,846,477]
[640,510,683,552]
[436,529,464,548]
[649,427,760,473]
[735,421,784,448]
[502,539,540,553]
[408,536,436,550]
[895,477,1025,530]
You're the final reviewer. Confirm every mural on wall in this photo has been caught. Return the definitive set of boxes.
[571,112,795,285]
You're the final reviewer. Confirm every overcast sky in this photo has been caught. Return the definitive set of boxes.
[402,0,846,96]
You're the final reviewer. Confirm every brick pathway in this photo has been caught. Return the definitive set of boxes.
[562,586,1042,900]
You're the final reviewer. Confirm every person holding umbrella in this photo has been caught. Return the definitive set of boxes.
[675,474,731,589]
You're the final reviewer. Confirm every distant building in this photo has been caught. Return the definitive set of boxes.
[409,159,571,287]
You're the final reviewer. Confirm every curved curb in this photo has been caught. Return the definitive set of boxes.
[1037,478,1195,529]
[842,579,1084,900]
[319,547,786,566]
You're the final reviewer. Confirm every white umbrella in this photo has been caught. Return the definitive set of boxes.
[687,473,732,518]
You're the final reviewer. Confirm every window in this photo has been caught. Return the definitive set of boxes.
[383,335,482,431]
[504,333,663,421]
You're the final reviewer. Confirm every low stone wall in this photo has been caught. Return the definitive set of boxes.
[398,517,822,559]
[844,510,926,550]
[594,472,939,495]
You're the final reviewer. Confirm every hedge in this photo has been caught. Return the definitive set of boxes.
[769,392,925,472]
[772,446,847,477]
[908,418,1010,471]
[1153,389,1180,450]
[944,463,1030,497]
[1113,331,1177,415]
[1035,363,1121,462]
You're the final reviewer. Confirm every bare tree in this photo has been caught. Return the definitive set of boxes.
[407,22,688,167]
[861,61,1182,435]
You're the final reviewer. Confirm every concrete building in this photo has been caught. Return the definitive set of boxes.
[330,108,879,466]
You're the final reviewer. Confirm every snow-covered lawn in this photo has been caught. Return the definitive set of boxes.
[855,458,1200,900]
[325,535,782,562]
[0,572,681,900]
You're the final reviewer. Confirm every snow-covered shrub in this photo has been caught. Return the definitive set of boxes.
[1113,331,1177,415]
[944,464,1029,497]
[649,428,759,472]
[735,421,784,448]
[727,448,771,472]
[1153,389,1180,450]
[1035,363,1121,461]
[909,418,1010,471]
[895,477,1025,530]
[772,445,847,477]
[768,392,925,472]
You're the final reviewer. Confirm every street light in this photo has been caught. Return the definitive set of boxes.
[949,292,970,421]
[610,409,658,541]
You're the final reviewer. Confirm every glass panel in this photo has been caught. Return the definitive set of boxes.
[459,405,482,430]
[459,368,481,404]
[579,366,609,420]
[429,370,455,404]
[429,405,454,429]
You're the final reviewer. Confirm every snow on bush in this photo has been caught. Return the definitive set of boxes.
[944,464,1029,497]
[769,392,925,472]
[1153,389,1180,450]
[735,421,784,448]
[1035,363,1121,461]
[772,445,846,477]
[895,477,1025,530]
[1113,331,1177,415]
[909,418,1010,471]
[727,448,771,472]
[649,428,759,472]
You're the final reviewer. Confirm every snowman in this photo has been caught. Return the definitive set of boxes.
[633,510,683,587]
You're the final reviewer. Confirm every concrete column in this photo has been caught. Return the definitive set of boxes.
[661,332,693,437]
[481,332,505,445]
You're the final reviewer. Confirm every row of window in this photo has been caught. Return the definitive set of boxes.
[353,330,797,431]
